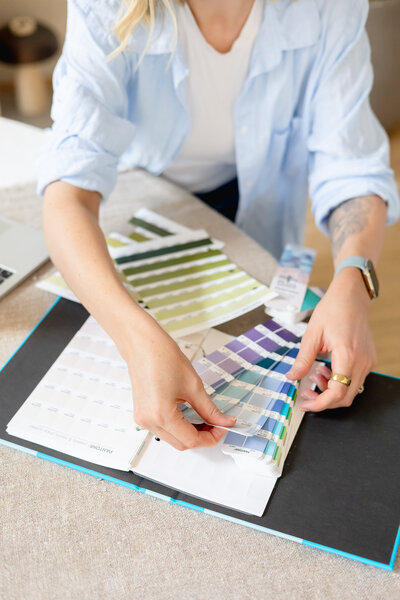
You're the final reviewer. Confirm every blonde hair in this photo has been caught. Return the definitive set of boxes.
[110,0,184,61]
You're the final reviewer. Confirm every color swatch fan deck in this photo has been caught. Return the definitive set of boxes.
[182,319,307,476]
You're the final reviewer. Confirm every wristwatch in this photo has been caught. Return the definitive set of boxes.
[334,256,379,300]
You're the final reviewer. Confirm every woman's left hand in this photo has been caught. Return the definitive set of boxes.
[286,268,377,411]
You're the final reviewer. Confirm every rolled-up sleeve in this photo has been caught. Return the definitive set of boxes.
[307,0,399,234]
[37,0,135,198]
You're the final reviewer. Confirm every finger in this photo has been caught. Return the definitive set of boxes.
[301,351,362,412]
[287,327,322,380]
[151,426,187,451]
[300,388,320,404]
[309,373,329,392]
[166,407,228,449]
[187,385,236,427]
[315,364,332,379]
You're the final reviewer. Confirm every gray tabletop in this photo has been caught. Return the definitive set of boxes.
[1,171,399,600]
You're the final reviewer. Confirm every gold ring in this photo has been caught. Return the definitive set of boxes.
[358,384,364,394]
[330,372,352,387]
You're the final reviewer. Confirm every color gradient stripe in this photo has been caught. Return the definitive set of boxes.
[122,248,222,276]
[128,259,234,287]
[163,287,268,332]
[116,238,213,264]
[128,231,150,242]
[145,274,252,308]
[106,237,127,248]
[153,281,264,320]
[129,216,173,237]
[138,268,242,297]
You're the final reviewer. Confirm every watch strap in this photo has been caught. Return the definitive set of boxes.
[334,256,368,278]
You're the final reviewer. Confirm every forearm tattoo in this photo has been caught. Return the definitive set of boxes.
[328,196,375,259]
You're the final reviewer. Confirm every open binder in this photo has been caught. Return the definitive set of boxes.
[1,298,399,570]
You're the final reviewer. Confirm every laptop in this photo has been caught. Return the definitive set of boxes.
[0,216,49,299]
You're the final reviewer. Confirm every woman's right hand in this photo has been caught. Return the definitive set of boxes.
[124,316,236,451]
[43,184,235,450]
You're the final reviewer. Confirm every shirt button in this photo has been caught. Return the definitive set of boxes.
[246,181,252,189]
[240,125,248,135]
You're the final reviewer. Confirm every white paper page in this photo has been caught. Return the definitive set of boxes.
[7,317,149,471]
[133,438,276,516]
[6,318,233,471]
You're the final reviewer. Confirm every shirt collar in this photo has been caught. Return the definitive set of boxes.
[248,0,321,78]
[128,0,321,65]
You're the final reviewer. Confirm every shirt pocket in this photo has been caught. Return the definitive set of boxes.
[268,116,308,179]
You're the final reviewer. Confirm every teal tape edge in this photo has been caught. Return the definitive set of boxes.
[302,537,396,571]
[0,438,37,456]
[0,296,61,373]
[390,526,400,570]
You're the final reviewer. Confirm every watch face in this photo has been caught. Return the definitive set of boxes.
[366,259,379,298]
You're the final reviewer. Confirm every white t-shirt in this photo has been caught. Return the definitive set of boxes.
[163,0,264,193]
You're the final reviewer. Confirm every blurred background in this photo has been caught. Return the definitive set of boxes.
[0,0,399,374]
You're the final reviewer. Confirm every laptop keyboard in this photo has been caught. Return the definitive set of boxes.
[0,267,14,284]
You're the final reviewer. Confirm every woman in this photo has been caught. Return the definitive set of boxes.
[39,0,399,450]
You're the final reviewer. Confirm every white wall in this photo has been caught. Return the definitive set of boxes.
[0,0,67,83]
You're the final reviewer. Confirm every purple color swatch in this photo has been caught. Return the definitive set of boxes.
[238,347,262,364]
[225,339,246,353]
[193,362,208,375]
[207,350,226,364]
[212,379,226,389]
[202,370,223,386]
[263,320,281,332]
[244,328,264,342]
[218,358,243,375]
[277,328,298,343]
[257,337,279,353]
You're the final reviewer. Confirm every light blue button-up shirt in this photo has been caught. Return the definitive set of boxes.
[38,0,399,258]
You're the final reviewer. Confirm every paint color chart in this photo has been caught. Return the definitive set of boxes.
[37,209,190,300]
[38,210,274,338]
[184,319,306,476]
[112,229,274,337]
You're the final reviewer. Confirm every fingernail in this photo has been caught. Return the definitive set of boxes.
[227,416,237,423]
